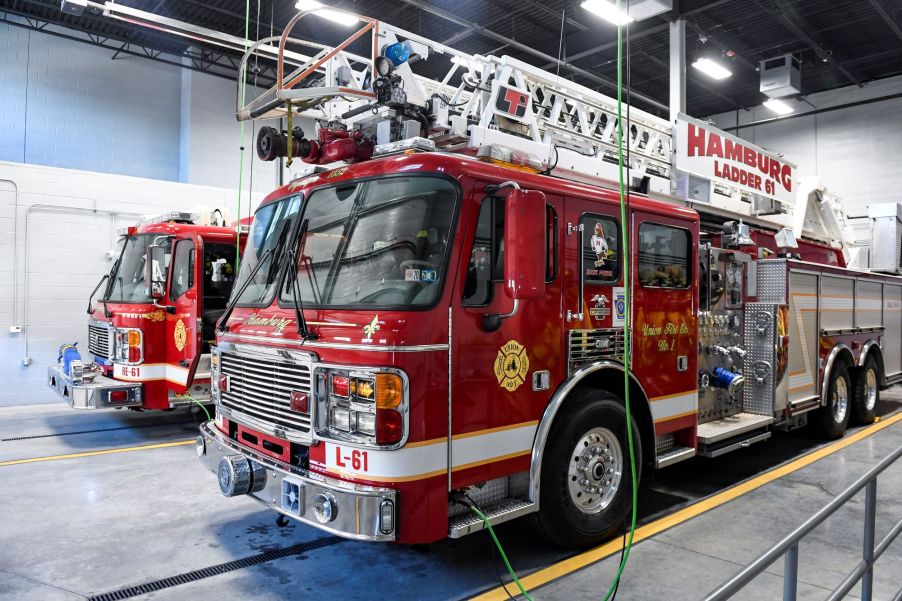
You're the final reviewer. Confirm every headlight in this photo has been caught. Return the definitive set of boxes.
[114,328,143,365]
[316,369,406,447]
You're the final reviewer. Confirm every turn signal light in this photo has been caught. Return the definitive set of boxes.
[127,330,141,347]
[110,390,127,402]
[375,373,402,409]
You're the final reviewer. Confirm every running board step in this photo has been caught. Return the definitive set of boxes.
[448,498,535,538]
[656,445,696,468]
[697,412,774,445]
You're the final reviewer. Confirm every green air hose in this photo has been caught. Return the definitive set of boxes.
[602,3,638,599]
[234,0,251,272]
[473,5,638,599]
[178,393,212,421]
[469,504,535,601]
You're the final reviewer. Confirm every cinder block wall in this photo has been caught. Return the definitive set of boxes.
[0,19,316,407]
[0,162,270,406]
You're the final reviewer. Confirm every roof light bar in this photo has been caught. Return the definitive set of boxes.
[691,57,732,80]
[295,0,361,27]
[580,0,635,25]
[763,98,794,115]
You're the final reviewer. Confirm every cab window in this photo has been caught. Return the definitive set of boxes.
[637,222,690,288]
[463,197,504,306]
[581,214,620,284]
[169,239,195,300]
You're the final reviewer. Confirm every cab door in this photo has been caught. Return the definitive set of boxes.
[449,184,564,489]
[166,235,203,392]
[562,196,627,350]
[630,212,698,435]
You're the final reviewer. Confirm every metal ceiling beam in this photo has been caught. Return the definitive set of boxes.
[509,0,588,32]
[639,50,745,112]
[865,0,902,44]
[0,11,267,86]
[755,0,861,87]
[401,0,669,112]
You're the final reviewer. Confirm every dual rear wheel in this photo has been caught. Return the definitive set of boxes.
[814,354,880,439]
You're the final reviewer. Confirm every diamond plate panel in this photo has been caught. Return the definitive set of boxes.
[743,303,777,416]
[755,260,788,304]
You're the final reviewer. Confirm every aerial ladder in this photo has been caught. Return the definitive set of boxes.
[236,9,856,261]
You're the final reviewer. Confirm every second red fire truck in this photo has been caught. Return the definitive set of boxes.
[195,13,901,546]
[48,212,243,411]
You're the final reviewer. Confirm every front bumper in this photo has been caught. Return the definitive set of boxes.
[197,420,397,541]
[47,364,142,409]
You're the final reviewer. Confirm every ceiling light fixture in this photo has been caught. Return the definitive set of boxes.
[691,57,732,80]
[580,0,635,25]
[295,0,360,27]
[763,98,794,115]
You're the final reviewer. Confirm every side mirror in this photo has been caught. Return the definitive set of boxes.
[145,244,167,300]
[504,189,547,300]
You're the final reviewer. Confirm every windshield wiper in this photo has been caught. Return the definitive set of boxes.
[97,242,128,318]
[216,245,276,335]
[285,218,317,340]
[217,221,292,334]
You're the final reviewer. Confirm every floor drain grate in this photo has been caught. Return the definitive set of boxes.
[86,535,343,601]
[1,422,194,442]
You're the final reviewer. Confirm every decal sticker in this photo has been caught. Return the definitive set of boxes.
[613,287,626,327]
[363,315,381,341]
[326,167,348,179]
[242,313,293,334]
[174,319,187,352]
[590,222,613,267]
[494,340,530,392]
[495,85,530,119]
[405,268,421,281]
[421,269,437,283]
[589,293,611,319]
[144,310,166,322]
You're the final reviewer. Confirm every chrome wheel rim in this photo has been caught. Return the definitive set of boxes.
[864,368,878,412]
[832,376,849,423]
[567,427,623,515]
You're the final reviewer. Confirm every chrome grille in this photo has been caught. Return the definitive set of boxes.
[220,351,312,434]
[568,328,625,374]
[88,324,112,359]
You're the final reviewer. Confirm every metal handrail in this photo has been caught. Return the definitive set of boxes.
[704,442,902,601]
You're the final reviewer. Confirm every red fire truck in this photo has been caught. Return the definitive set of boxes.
[48,212,243,411]
[195,13,901,546]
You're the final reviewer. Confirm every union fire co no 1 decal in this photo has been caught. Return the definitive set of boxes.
[494,340,530,392]
[174,319,187,352]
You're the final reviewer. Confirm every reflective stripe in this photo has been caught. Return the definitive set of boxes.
[650,390,697,423]
[319,421,538,482]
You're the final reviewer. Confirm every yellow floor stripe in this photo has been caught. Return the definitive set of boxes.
[471,411,902,601]
[0,439,194,467]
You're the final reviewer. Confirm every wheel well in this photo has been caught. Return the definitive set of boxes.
[860,343,886,387]
[822,345,855,404]
[571,368,654,470]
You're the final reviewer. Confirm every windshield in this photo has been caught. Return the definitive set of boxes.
[284,176,458,308]
[106,234,173,302]
[233,195,303,306]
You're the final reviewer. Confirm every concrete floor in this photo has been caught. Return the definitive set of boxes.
[0,393,900,601]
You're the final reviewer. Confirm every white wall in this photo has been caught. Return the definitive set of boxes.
[709,75,902,218]
[0,162,269,407]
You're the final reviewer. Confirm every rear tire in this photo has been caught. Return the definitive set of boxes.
[537,390,641,548]
[813,361,851,439]
[851,355,880,425]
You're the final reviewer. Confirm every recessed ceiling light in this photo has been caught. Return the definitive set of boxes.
[295,0,360,27]
[763,98,794,115]
[691,57,732,80]
[580,0,635,25]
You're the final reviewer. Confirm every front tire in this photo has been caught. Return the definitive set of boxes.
[851,355,880,425]
[813,361,851,439]
[537,390,641,548]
